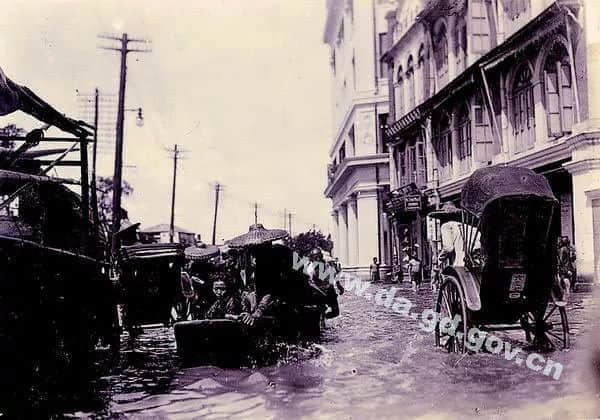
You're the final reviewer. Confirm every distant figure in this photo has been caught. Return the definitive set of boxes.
[408,253,422,291]
[558,236,577,293]
[205,280,242,319]
[370,257,380,283]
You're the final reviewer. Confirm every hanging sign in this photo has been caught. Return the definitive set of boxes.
[405,193,422,211]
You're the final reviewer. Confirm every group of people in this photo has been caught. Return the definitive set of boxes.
[179,244,342,329]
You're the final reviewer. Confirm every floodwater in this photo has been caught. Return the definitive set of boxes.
[73,283,599,419]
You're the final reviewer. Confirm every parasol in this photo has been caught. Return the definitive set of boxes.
[428,202,463,223]
[226,223,288,248]
[185,242,220,261]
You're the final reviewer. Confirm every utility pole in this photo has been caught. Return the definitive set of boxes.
[90,88,100,250]
[288,213,293,237]
[254,202,258,224]
[168,144,180,243]
[211,183,221,245]
[99,32,151,257]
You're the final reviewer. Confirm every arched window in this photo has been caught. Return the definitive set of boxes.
[406,55,415,110]
[417,44,427,103]
[456,103,471,160]
[544,43,574,137]
[396,65,405,117]
[512,64,535,152]
[454,18,467,72]
[433,21,449,86]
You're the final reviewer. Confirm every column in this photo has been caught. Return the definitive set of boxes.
[564,153,600,283]
[339,203,349,266]
[331,210,340,258]
[356,190,379,268]
[347,196,359,266]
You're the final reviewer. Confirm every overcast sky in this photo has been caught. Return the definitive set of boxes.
[1,0,333,242]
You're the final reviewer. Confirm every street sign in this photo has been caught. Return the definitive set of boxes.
[405,193,421,211]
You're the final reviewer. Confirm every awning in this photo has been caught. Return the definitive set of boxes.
[0,67,91,138]
[0,169,80,185]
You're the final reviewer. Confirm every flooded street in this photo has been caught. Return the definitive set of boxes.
[80,284,599,419]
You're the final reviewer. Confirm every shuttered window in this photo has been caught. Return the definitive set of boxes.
[396,66,405,117]
[473,93,494,162]
[544,43,574,137]
[433,22,449,87]
[512,65,535,153]
[407,56,415,110]
[456,104,471,159]
[471,0,490,58]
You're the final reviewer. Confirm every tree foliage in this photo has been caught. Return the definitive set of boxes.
[0,124,26,149]
[287,230,333,257]
[96,176,133,227]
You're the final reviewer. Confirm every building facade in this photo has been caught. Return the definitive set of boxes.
[382,0,600,283]
[323,0,397,279]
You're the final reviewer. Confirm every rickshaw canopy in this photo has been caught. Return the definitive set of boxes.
[121,242,185,261]
[461,166,557,218]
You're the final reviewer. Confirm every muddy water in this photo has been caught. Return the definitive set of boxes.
[76,284,598,419]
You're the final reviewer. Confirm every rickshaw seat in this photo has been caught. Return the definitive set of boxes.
[442,266,481,311]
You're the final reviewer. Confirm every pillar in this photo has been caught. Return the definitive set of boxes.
[356,190,379,268]
[347,196,359,266]
[331,210,340,258]
[563,134,600,283]
[339,203,349,266]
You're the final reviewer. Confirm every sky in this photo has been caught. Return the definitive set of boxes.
[1,0,333,243]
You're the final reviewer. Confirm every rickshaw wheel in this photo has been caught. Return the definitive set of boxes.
[522,304,570,351]
[435,275,469,354]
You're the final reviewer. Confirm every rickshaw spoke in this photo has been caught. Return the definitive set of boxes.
[546,330,564,343]
[544,305,557,322]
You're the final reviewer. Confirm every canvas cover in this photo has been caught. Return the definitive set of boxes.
[461,166,557,218]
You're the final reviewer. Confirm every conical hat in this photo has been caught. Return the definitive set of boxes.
[226,223,288,248]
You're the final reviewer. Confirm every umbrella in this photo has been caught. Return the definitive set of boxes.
[185,242,220,261]
[226,223,288,248]
[428,202,463,223]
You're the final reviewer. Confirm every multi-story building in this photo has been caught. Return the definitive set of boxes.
[323,0,397,279]
[382,0,600,283]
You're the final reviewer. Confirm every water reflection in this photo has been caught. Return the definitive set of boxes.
[71,284,598,418]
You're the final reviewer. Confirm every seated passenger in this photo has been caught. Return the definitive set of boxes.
[205,280,242,319]
[307,248,339,319]
[239,289,276,326]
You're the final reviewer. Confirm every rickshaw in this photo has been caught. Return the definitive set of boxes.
[434,166,569,353]
[174,224,322,366]
[119,242,185,330]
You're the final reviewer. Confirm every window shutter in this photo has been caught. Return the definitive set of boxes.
[473,94,493,162]
[560,63,574,133]
[545,69,561,136]
[417,141,426,185]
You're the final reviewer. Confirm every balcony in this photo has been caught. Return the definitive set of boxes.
[324,154,390,198]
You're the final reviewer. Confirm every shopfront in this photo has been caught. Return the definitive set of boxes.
[385,183,431,280]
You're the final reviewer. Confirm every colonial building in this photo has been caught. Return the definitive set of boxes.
[323,0,397,278]
[382,0,600,283]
